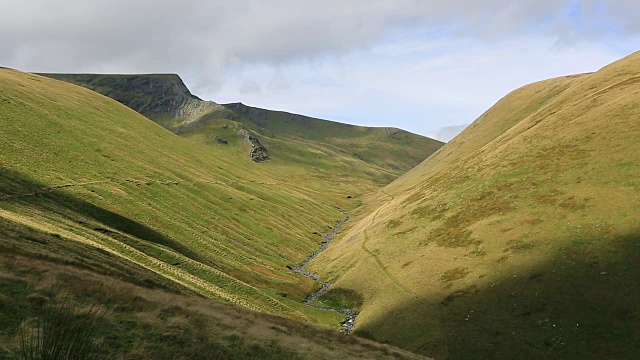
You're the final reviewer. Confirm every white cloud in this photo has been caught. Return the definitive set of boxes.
[1,1,639,133]
[212,35,632,136]
[238,79,262,94]
[2,1,638,74]
[426,124,469,142]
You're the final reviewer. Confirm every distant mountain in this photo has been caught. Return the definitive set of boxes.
[312,51,640,359]
[38,73,227,127]
[40,73,443,180]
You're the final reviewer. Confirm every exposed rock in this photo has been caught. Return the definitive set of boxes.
[239,129,269,162]
[247,135,269,162]
[383,127,399,136]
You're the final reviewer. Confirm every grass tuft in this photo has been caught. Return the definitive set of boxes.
[18,292,107,360]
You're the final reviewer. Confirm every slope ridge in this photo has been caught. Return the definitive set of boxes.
[223,102,441,173]
[1,67,439,358]
[38,73,227,129]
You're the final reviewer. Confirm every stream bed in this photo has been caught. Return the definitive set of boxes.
[288,216,356,334]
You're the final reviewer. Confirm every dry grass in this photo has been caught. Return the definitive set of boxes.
[0,254,429,360]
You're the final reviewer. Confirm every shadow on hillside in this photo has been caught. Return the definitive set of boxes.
[0,216,192,294]
[0,167,211,267]
[357,232,640,360]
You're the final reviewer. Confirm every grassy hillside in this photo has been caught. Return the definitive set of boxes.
[223,102,442,174]
[312,51,640,359]
[0,250,428,359]
[1,68,345,318]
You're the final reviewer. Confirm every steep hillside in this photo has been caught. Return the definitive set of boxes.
[39,73,443,186]
[2,68,339,316]
[0,251,428,360]
[312,51,640,359]
[0,68,385,330]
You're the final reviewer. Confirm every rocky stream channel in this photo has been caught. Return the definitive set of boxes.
[287,216,357,334]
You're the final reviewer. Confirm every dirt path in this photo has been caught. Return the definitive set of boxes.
[360,195,423,298]
[289,216,357,334]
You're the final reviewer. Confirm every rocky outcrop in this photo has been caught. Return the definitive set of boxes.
[211,135,228,145]
[239,129,269,162]
[383,127,400,136]
[247,135,269,162]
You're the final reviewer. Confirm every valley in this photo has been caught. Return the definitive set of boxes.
[1,50,639,359]
[0,68,438,359]
[288,216,357,334]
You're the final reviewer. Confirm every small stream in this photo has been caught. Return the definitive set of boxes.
[288,216,356,334]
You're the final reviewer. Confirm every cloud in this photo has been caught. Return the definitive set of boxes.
[426,124,469,142]
[213,35,628,136]
[2,1,639,77]
[238,79,262,94]
[1,1,638,134]
[266,70,292,92]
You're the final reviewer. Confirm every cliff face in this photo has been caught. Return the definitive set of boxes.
[39,73,224,126]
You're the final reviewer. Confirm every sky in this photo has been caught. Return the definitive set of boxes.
[1,1,639,141]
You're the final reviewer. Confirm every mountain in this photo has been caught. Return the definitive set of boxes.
[0,68,434,359]
[311,51,640,359]
[39,73,443,184]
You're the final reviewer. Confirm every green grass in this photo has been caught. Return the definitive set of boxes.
[222,103,442,174]
[310,287,364,313]
[0,251,425,360]
[39,73,442,181]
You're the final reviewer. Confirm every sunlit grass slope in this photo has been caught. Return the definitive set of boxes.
[36,73,228,130]
[313,51,640,359]
[0,68,360,327]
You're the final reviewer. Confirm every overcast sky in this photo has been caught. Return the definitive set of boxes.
[2,1,639,141]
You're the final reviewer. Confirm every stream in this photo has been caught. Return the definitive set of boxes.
[288,216,357,334]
